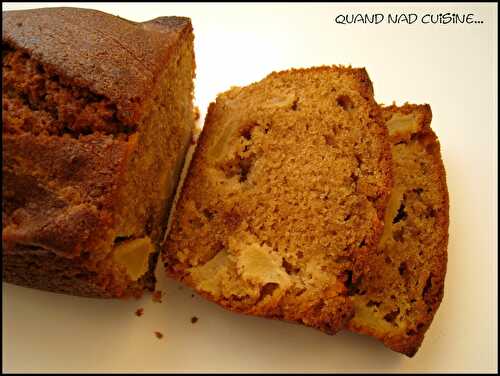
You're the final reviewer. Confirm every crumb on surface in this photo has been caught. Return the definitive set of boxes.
[135,308,144,317]
[193,106,200,120]
[191,293,195,298]
[152,290,163,303]
[154,331,164,339]
[191,316,199,324]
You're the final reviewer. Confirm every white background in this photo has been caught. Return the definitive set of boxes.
[2,2,498,373]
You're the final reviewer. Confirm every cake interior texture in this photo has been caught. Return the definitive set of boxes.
[347,104,449,356]
[164,66,393,333]
[2,8,195,297]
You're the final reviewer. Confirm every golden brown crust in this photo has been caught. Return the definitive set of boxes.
[2,132,131,256]
[347,103,449,357]
[164,66,393,334]
[2,8,191,124]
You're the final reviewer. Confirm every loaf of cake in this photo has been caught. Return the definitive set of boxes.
[347,104,449,356]
[2,8,195,297]
[163,66,393,333]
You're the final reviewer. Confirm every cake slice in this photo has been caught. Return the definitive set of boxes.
[2,8,195,298]
[347,104,449,356]
[163,66,393,333]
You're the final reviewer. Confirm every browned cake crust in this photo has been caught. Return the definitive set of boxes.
[2,8,195,297]
[164,66,393,334]
[347,104,449,356]
[2,8,189,125]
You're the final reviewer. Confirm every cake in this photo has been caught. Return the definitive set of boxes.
[163,66,393,333]
[347,104,449,356]
[2,7,195,298]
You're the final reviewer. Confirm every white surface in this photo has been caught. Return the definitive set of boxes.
[2,2,498,373]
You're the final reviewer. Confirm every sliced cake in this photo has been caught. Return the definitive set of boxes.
[163,66,393,333]
[347,104,449,356]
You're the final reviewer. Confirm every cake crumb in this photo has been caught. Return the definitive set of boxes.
[154,331,164,339]
[193,106,200,120]
[191,316,199,324]
[152,290,163,303]
[135,308,144,317]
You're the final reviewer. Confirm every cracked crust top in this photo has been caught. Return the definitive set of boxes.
[2,7,192,124]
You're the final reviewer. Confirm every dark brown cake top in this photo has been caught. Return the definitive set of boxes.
[2,7,192,124]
